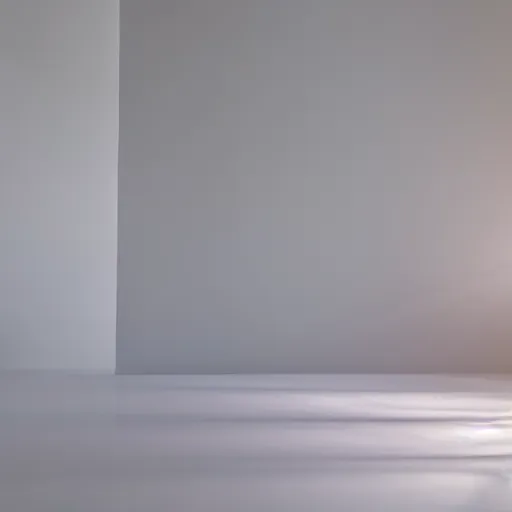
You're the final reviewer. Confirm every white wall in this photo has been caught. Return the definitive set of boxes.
[117,1,512,374]
[0,1,119,370]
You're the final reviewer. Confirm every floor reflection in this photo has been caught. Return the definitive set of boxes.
[1,374,511,511]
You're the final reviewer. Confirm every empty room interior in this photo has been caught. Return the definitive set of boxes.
[1,1,512,510]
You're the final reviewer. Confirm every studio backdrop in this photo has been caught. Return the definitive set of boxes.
[117,1,512,374]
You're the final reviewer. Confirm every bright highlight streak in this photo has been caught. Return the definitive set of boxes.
[456,423,505,440]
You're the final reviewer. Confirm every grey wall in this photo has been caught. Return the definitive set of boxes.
[0,1,119,370]
[118,1,512,374]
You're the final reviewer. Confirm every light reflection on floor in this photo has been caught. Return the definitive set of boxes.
[1,374,511,511]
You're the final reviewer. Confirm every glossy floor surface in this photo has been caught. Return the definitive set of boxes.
[1,374,512,511]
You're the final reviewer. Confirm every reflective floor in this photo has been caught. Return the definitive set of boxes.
[1,374,512,511]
